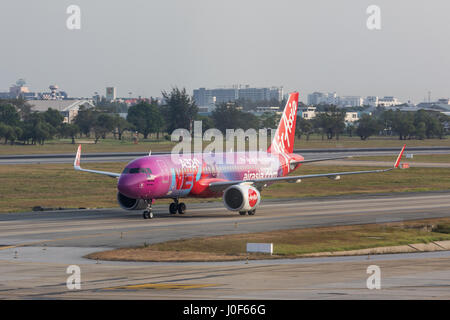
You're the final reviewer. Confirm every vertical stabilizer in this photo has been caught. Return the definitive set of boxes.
[268,92,299,155]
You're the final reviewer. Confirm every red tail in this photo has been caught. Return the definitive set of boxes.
[268,92,299,155]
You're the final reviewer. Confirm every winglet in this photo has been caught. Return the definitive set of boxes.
[394,144,406,168]
[74,144,82,169]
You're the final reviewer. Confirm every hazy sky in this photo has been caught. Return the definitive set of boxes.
[0,0,449,103]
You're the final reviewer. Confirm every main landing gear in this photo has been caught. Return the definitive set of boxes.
[239,210,256,216]
[169,199,186,215]
[142,200,154,219]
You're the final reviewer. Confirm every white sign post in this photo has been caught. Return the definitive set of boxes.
[246,243,273,255]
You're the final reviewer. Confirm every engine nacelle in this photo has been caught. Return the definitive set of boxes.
[117,192,147,210]
[223,184,261,212]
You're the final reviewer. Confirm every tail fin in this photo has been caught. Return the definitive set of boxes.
[394,144,406,168]
[268,92,299,155]
[74,144,82,169]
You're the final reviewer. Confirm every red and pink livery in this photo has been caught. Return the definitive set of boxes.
[74,92,406,219]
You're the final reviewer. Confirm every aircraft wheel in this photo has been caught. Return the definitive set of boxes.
[169,203,178,214]
[248,210,256,216]
[239,211,247,216]
[143,210,153,219]
[178,202,186,214]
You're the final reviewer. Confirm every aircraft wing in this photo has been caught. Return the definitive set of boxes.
[291,155,353,165]
[209,145,406,192]
[73,145,121,178]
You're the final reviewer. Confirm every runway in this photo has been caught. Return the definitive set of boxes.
[1,147,449,164]
[0,191,449,299]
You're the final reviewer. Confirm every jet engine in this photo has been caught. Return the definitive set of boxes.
[117,192,148,210]
[223,184,261,212]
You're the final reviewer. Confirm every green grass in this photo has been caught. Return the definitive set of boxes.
[0,162,449,213]
[263,165,450,199]
[87,218,450,262]
[150,218,450,256]
[355,154,450,163]
[293,134,450,150]
[0,137,176,155]
[0,134,449,155]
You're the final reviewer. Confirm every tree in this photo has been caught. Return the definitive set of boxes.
[356,114,381,140]
[127,100,164,139]
[95,97,128,113]
[313,107,345,140]
[10,97,31,118]
[74,106,96,137]
[0,123,18,144]
[113,115,132,140]
[22,113,54,145]
[212,103,243,133]
[195,115,215,134]
[161,87,198,133]
[92,113,115,143]
[346,122,356,137]
[414,109,443,139]
[43,108,64,129]
[391,111,415,140]
[296,117,314,140]
[59,123,80,144]
[260,112,279,130]
[0,102,20,126]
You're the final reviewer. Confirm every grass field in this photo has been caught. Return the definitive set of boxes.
[0,162,449,213]
[86,217,450,262]
[0,134,449,155]
[355,154,450,163]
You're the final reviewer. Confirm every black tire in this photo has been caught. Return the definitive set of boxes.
[143,210,153,219]
[239,211,247,215]
[169,203,178,214]
[177,202,186,214]
[248,210,255,216]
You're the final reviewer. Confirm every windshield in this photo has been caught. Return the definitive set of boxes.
[122,168,152,174]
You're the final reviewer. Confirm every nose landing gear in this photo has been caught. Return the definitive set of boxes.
[142,199,153,219]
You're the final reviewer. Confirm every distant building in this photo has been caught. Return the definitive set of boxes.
[1,79,38,99]
[417,98,450,110]
[338,96,363,107]
[307,92,338,105]
[106,87,117,101]
[0,80,68,100]
[238,86,283,102]
[298,105,362,123]
[249,106,281,116]
[299,106,317,119]
[193,85,283,109]
[307,92,404,108]
[364,96,379,107]
[28,99,95,123]
[378,96,401,107]
[307,92,325,105]
[344,112,360,123]
[193,88,217,112]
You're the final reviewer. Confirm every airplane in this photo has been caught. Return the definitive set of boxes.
[74,92,407,219]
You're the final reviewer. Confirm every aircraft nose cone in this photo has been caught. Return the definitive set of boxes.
[118,175,143,198]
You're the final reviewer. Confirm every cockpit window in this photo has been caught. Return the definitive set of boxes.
[122,168,152,174]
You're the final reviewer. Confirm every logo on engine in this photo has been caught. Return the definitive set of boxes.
[248,188,258,207]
